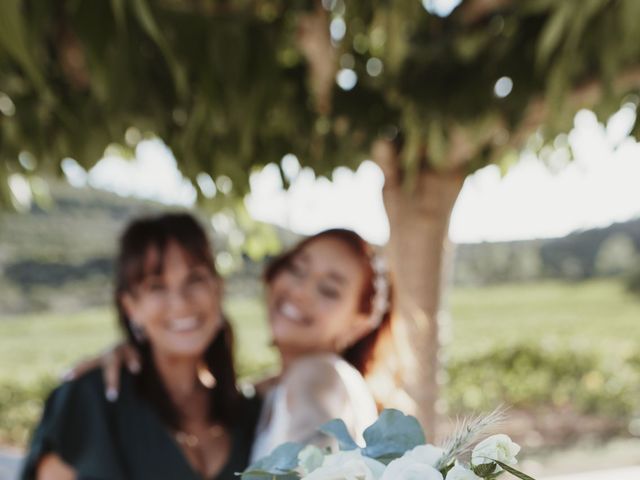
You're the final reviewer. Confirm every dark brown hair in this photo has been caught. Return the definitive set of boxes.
[264,228,395,380]
[114,212,240,429]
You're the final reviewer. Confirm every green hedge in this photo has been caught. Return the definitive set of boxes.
[0,376,57,446]
[445,343,640,418]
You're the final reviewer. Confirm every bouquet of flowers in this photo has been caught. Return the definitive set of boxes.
[241,409,536,479]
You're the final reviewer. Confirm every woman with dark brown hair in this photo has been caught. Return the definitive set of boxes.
[21,213,260,480]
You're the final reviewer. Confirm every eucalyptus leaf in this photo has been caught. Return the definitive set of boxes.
[319,419,359,451]
[362,409,426,461]
[241,443,305,479]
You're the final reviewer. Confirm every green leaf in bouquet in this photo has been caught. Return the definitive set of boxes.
[319,419,359,451]
[361,409,426,462]
[472,462,497,477]
[493,460,538,480]
[240,442,304,479]
[239,471,298,480]
[440,461,455,477]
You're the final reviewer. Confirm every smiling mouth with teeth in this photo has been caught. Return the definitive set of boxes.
[277,300,312,326]
[167,316,201,333]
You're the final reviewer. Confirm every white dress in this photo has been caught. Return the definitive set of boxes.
[249,353,378,462]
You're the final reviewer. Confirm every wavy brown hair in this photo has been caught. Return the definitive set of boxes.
[114,212,240,429]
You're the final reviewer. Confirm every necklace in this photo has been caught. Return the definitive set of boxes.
[174,425,225,448]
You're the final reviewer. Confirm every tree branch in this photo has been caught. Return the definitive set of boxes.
[295,0,336,115]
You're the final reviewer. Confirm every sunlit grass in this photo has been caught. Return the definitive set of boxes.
[448,279,640,360]
[0,297,276,385]
[1,279,638,386]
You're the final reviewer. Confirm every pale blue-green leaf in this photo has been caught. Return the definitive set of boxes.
[319,419,359,451]
[362,409,426,461]
[242,442,304,478]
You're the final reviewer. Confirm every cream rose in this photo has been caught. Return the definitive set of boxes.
[471,434,520,473]
[380,451,444,480]
[445,465,482,480]
[302,450,385,480]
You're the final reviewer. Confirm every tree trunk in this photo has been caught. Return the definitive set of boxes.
[373,140,465,434]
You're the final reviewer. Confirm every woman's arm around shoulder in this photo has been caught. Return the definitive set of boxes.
[34,453,75,480]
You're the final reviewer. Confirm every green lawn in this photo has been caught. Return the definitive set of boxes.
[0,298,277,385]
[2,279,639,447]
[448,279,640,360]
[2,279,638,385]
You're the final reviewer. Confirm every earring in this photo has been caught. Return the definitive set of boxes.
[197,360,217,389]
[131,322,147,343]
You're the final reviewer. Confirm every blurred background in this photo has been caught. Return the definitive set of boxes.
[1,0,640,478]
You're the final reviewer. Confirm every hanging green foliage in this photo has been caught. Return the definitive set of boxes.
[0,0,639,205]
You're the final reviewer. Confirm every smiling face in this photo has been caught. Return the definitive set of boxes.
[121,241,222,360]
[267,235,374,355]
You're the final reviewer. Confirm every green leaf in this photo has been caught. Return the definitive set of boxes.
[110,0,127,32]
[319,418,359,451]
[131,0,187,99]
[536,2,572,68]
[494,460,538,480]
[0,0,48,94]
[362,409,426,461]
[472,462,497,477]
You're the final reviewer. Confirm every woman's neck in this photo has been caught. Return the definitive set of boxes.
[153,351,202,402]
[279,348,336,373]
[279,350,298,373]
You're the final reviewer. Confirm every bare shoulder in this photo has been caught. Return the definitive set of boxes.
[281,353,354,412]
[283,353,348,389]
[36,453,75,480]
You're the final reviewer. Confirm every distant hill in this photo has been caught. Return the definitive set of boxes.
[2,181,639,313]
[453,218,640,285]
[0,181,192,314]
[0,181,282,315]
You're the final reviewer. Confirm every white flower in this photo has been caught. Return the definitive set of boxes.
[446,465,482,480]
[402,444,445,467]
[471,434,520,473]
[302,450,386,480]
[380,449,444,480]
[298,445,325,476]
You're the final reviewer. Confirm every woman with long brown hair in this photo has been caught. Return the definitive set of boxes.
[22,213,260,479]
